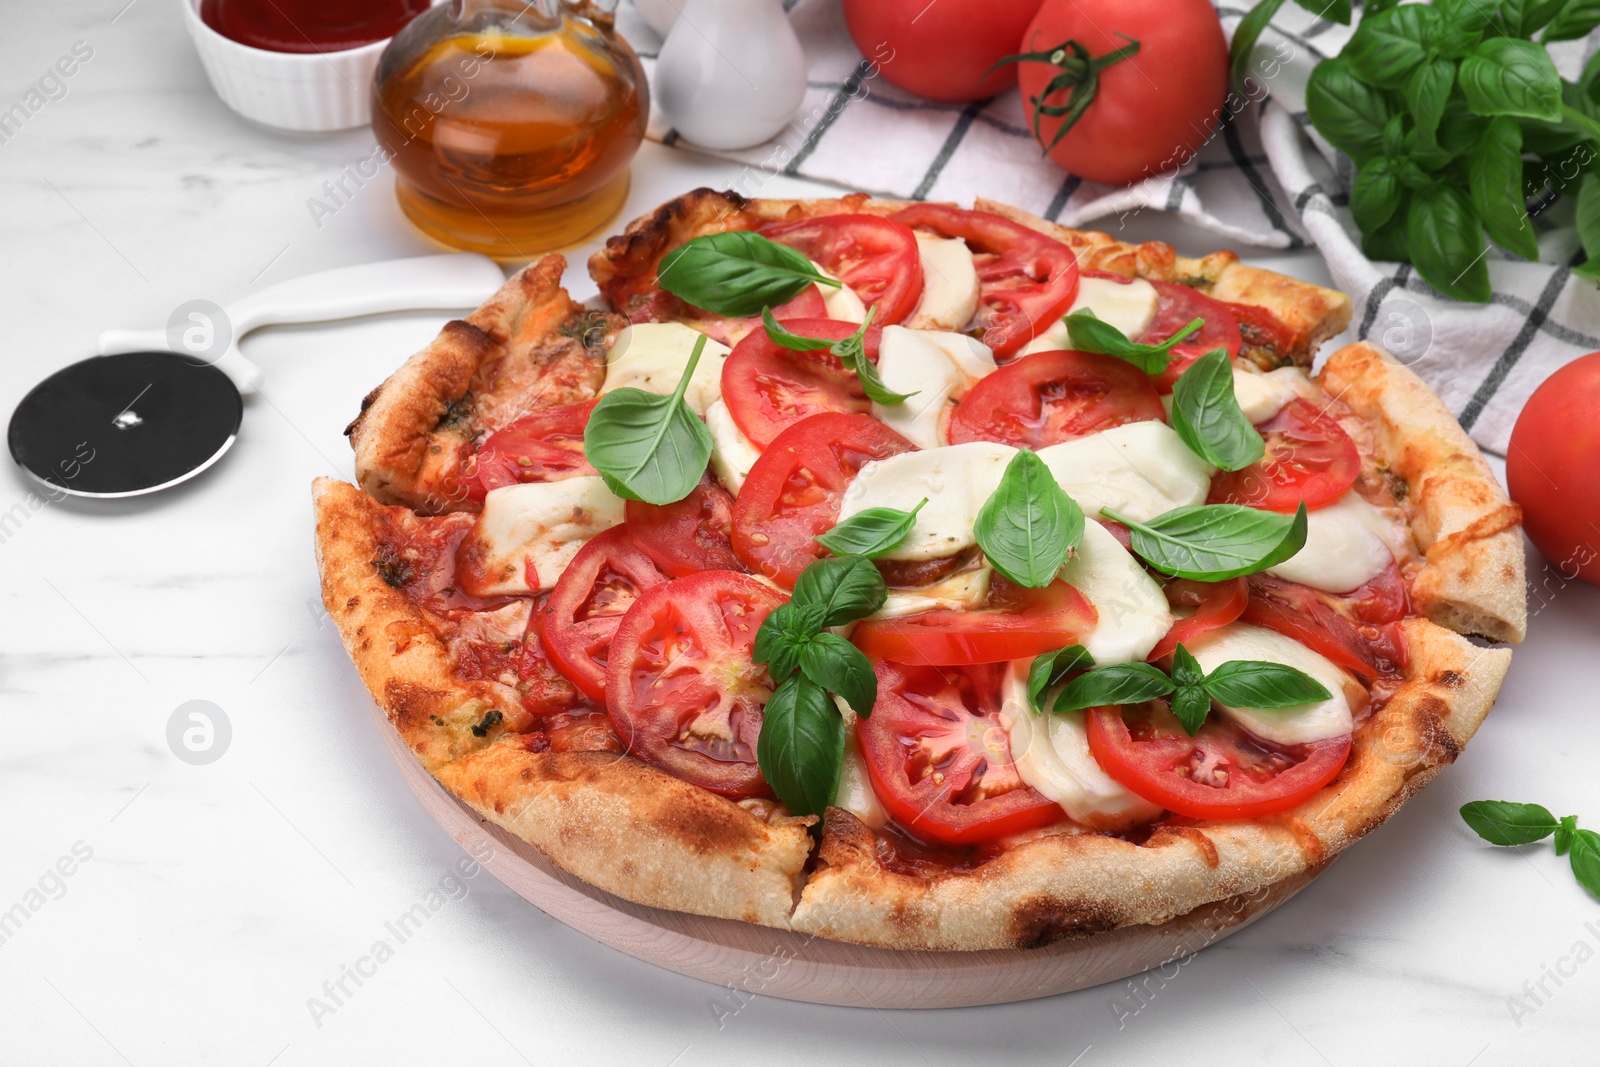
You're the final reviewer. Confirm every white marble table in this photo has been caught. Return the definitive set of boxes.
[4,3,1599,1065]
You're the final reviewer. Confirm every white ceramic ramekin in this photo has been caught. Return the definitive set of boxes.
[179,0,390,133]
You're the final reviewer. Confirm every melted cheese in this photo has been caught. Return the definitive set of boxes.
[1232,366,1314,424]
[466,478,625,596]
[1266,491,1399,593]
[871,326,997,449]
[871,566,993,619]
[1186,623,1355,745]
[601,322,730,416]
[706,397,761,495]
[1020,276,1159,355]
[1058,520,1172,664]
[833,725,887,827]
[1037,422,1215,523]
[836,441,1016,561]
[906,234,980,332]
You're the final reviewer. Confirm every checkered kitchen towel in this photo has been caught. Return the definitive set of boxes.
[618,0,1600,455]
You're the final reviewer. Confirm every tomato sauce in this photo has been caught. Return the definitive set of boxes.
[200,0,428,53]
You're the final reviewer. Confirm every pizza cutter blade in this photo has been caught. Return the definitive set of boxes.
[7,253,507,498]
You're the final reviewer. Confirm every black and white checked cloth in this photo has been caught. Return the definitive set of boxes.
[621,0,1600,455]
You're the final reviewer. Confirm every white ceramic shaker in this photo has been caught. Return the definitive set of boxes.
[654,0,806,149]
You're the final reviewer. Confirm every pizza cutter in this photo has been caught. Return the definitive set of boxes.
[8,253,507,498]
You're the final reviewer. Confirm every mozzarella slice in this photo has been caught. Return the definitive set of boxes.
[1232,366,1314,424]
[1266,492,1398,593]
[872,566,993,619]
[871,326,997,449]
[601,322,730,416]
[1020,276,1159,356]
[464,478,625,596]
[833,726,887,827]
[1037,422,1215,523]
[1186,623,1355,745]
[1001,661,1162,829]
[1059,520,1172,664]
[837,441,1017,561]
[907,234,980,332]
[808,260,868,323]
[706,397,760,495]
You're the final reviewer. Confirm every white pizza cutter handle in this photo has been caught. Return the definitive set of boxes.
[96,253,508,396]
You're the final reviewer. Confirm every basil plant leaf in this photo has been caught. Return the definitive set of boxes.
[756,673,845,819]
[1343,3,1437,89]
[816,499,927,558]
[658,231,838,318]
[974,448,1084,589]
[1170,643,1205,689]
[1406,59,1455,145]
[1053,662,1176,714]
[1291,0,1350,24]
[764,307,913,405]
[1545,0,1600,42]
[1458,38,1563,123]
[1306,56,1395,162]
[1574,173,1600,279]
[1570,828,1600,900]
[1170,350,1267,472]
[1170,685,1213,736]
[1498,0,1568,37]
[1406,183,1492,303]
[792,555,888,627]
[1351,157,1403,233]
[753,601,824,682]
[1027,644,1095,713]
[583,334,714,505]
[1469,117,1539,262]
[760,306,833,351]
[1202,660,1333,708]
[1555,814,1580,857]
[1229,0,1292,96]
[798,632,877,719]
[1103,501,1309,582]
[1458,800,1560,846]
[1065,308,1203,375]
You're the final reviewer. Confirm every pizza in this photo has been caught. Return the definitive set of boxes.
[314,190,1526,951]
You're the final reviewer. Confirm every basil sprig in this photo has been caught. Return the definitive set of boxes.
[1102,501,1308,582]
[658,231,838,317]
[761,307,913,405]
[816,499,927,558]
[973,449,1084,588]
[1170,349,1267,472]
[1027,644,1094,713]
[1051,643,1332,735]
[751,556,887,818]
[583,334,713,505]
[1064,308,1203,375]
[1236,0,1600,300]
[1460,801,1600,900]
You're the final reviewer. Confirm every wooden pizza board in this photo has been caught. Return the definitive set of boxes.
[373,703,1325,1008]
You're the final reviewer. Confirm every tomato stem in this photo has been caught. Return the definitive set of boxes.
[987,34,1141,156]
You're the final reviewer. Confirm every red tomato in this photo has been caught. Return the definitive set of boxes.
[1086,703,1351,821]
[890,204,1079,358]
[760,214,925,325]
[857,662,1064,845]
[1207,399,1360,513]
[540,526,669,701]
[470,400,596,500]
[517,600,590,717]
[841,0,1044,102]
[732,413,914,588]
[1507,351,1600,584]
[624,478,743,578]
[1147,578,1247,662]
[1142,281,1243,392]
[605,570,784,798]
[722,318,881,447]
[946,349,1165,448]
[1243,566,1409,681]
[852,576,1097,666]
[1231,300,1297,357]
[1015,0,1228,185]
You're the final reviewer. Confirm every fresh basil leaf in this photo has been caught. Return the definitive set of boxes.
[1291,0,1350,23]
[760,307,833,351]
[1404,128,1455,173]
[1364,0,1400,14]
[816,500,926,558]
[1499,0,1569,37]
[1459,38,1563,123]
[1545,0,1600,41]
[1469,117,1539,261]
[1229,0,1292,96]
[756,673,845,818]
[1170,350,1266,473]
[798,632,877,719]
[1351,157,1404,232]
[584,335,714,505]
[791,555,888,627]
[1436,99,1492,158]
[1575,173,1600,279]
[1407,184,1492,303]
[1170,643,1204,689]
[836,326,915,406]
[974,448,1084,588]
[1361,193,1412,261]
[1406,60,1455,145]
[1459,800,1560,845]
[1571,828,1600,899]
[1103,501,1309,582]
[1344,4,1438,89]
[1170,685,1212,736]
[1202,660,1334,708]
[658,232,837,318]
[1434,0,1493,55]
[1028,644,1095,713]
[1065,308,1203,375]
[1053,662,1176,714]
[1306,57,1395,162]
[753,601,824,681]
[1555,814,1580,856]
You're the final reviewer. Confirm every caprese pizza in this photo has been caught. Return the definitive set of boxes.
[316,191,1525,951]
